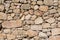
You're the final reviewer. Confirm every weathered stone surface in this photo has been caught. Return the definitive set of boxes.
[21,4,30,9]
[2,20,23,28]
[0,33,6,38]
[0,12,7,20]
[58,22,60,27]
[52,28,60,35]
[34,5,39,10]
[46,18,55,23]
[37,1,43,5]
[26,30,38,37]
[0,5,4,11]
[49,9,57,13]
[49,36,60,40]
[31,25,42,30]
[39,6,48,12]
[44,0,54,5]
[35,17,43,24]
[42,23,51,28]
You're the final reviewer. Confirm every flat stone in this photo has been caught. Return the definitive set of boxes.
[39,32,47,37]
[13,8,20,13]
[39,6,48,12]
[0,12,7,20]
[49,9,57,13]
[7,34,15,39]
[46,18,55,23]
[58,22,60,27]
[42,23,51,28]
[34,5,39,10]
[31,15,37,20]
[49,36,60,40]
[26,30,38,37]
[52,28,60,35]
[2,20,23,28]
[37,1,43,5]
[21,4,30,9]
[31,25,42,30]
[25,14,31,20]
[0,5,4,11]
[35,17,43,24]
[44,0,54,5]
[0,33,6,38]
[12,0,20,2]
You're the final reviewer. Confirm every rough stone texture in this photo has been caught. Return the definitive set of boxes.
[39,6,48,12]
[0,12,7,20]
[35,17,43,24]
[52,28,60,35]
[2,20,23,28]
[31,25,42,30]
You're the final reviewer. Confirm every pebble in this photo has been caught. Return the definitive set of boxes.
[39,6,48,12]
[0,33,6,38]
[21,4,30,9]
[58,22,60,27]
[35,17,43,24]
[37,1,43,5]
[31,25,42,30]
[26,30,38,37]
[0,5,4,11]
[0,12,7,20]
[7,34,15,40]
[25,14,31,20]
[52,28,60,35]
[13,8,20,13]
[46,18,55,23]
[31,15,37,20]
[49,36,60,40]
[42,23,51,28]
[44,0,54,5]
[12,0,20,2]
[39,32,47,38]
[2,20,23,28]
[34,5,39,10]
[49,9,57,13]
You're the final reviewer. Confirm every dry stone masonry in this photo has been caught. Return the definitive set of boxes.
[0,0,59,40]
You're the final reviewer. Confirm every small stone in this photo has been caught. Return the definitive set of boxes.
[42,23,51,28]
[26,30,38,37]
[31,0,37,1]
[12,0,20,2]
[31,1,36,5]
[34,5,39,10]
[39,32,47,37]
[31,25,42,30]
[7,34,15,39]
[52,28,60,35]
[39,6,48,12]
[35,17,43,24]
[25,14,31,20]
[21,4,30,9]
[31,15,37,20]
[13,8,20,13]
[0,33,6,38]
[34,10,43,16]
[58,22,60,27]
[3,29,11,34]
[37,1,43,5]
[49,36,60,40]
[46,18,55,23]
[0,12,7,20]
[7,16,13,20]
[29,9,34,15]
[49,9,57,13]
[57,8,60,13]
[44,0,54,5]
[0,5,4,11]
[2,20,23,28]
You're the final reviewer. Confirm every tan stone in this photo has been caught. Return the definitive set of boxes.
[7,34,15,39]
[26,30,38,37]
[37,1,43,5]
[0,12,7,20]
[42,23,51,28]
[49,36,60,40]
[12,0,20,2]
[52,28,60,35]
[31,15,37,20]
[58,22,60,27]
[2,20,23,28]
[0,33,6,38]
[39,6,48,12]
[13,8,20,13]
[0,5,4,11]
